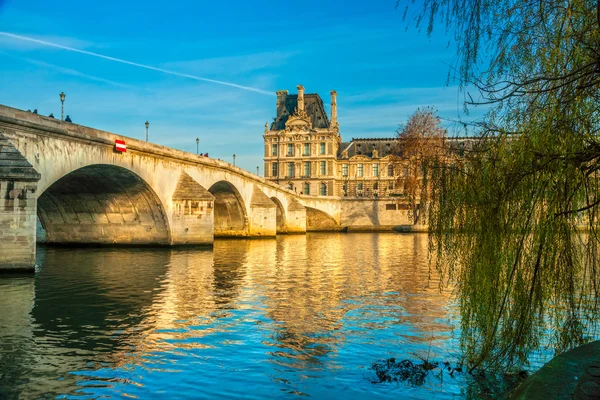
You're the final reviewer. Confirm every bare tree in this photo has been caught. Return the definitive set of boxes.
[395,107,446,225]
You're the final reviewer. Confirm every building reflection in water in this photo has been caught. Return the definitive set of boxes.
[0,233,459,399]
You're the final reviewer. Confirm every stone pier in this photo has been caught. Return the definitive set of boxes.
[0,133,40,272]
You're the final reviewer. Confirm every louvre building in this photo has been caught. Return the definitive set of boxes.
[263,84,405,197]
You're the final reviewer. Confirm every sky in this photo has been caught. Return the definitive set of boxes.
[0,0,485,173]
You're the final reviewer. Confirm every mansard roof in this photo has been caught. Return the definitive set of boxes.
[337,138,397,159]
[271,94,330,130]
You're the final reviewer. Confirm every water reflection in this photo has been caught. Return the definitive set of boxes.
[0,233,466,399]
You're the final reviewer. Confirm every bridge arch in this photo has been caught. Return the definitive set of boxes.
[208,180,248,236]
[270,197,287,233]
[37,164,171,245]
[305,207,338,231]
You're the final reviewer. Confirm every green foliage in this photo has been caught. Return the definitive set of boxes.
[397,0,600,372]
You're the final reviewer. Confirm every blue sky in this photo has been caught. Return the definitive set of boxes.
[0,0,483,172]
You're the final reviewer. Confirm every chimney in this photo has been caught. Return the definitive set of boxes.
[276,90,288,117]
[330,90,337,125]
[297,84,305,112]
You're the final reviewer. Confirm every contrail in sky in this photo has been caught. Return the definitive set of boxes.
[0,31,274,96]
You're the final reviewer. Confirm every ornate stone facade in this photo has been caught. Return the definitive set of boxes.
[263,85,405,197]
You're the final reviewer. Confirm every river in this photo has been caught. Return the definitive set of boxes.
[0,233,535,399]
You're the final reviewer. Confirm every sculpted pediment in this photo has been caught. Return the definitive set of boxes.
[349,155,371,161]
[380,154,401,161]
[285,114,311,132]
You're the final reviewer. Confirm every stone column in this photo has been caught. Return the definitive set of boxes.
[0,133,41,272]
[276,90,288,117]
[330,90,337,125]
[297,84,305,113]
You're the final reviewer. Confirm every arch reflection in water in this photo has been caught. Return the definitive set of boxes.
[0,234,466,399]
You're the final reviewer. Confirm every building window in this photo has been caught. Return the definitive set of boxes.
[303,162,311,177]
[342,164,348,177]
[288,183,294,190]
[373,163,379,177]
[320,183,327,196]
[388,181,394,190]
[287,143,294,156]
[358,182,363,191]
[288,162,295,178]
[272,163,278,177]
[388,165,394,177]
[373,182,378,190]
[357,163,363,177]
[386,203,397,210]
[320,142,326,155]
[404,166,409,176]
[303,143,310,156]
[343,182,348,195]
[272,144,278,156]
[320,161,326,176]
[304,183,310,195]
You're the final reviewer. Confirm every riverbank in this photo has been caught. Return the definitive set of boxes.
[509,340,600,399]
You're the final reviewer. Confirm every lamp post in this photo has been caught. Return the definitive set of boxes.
[233,154,236,167]
[196,137,200,155]
[256,166,259,175]
[145,121,149,142]
[59,92,66,121]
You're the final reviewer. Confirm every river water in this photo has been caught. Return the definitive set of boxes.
[0,233,529,399]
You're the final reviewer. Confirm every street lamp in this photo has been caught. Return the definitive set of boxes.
[59,92,66,121]
[145,121,149,142]
[196,137,200,155]
[233,154,236,166]
[256,166,259,175]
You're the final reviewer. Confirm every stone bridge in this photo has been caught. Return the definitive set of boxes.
[0,105,357,271]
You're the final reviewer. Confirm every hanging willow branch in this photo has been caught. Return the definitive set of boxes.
[397,0,600,372]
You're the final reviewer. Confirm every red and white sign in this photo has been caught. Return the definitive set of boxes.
[115,139,126,153]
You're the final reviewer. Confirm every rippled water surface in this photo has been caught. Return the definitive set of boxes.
[0,233,505,399]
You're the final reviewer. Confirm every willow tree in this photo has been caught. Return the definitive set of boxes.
[395,107,446,225]
[396,0,600,372]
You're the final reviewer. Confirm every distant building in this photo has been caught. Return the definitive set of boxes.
[263,85,403,197]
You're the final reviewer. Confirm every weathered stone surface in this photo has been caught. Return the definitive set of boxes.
[0,132,40,182]
[248,186,276,236]
[172,172,214,201]
[171,172,214,245]
[37,165,170,245]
